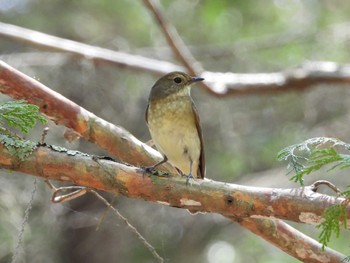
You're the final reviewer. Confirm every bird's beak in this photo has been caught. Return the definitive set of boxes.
[190,76,205,84]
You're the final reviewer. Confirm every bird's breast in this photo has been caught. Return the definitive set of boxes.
[148,97,192,127]
[147,96,201,175]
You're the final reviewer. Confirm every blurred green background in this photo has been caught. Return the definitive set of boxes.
[1,0,350,262]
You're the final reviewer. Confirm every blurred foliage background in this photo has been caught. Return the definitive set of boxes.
[1,0,350,262]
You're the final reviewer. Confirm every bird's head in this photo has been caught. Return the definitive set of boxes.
[149,71,204,101]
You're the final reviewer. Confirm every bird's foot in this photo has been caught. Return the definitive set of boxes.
[186,173,195,186]
[140,166,169,177]
[143,165,156,173]
[140,165,156,177]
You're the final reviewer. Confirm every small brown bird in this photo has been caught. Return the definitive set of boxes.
[145,71,205,179]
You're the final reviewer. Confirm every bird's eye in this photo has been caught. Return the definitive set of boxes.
[174,77,182,84]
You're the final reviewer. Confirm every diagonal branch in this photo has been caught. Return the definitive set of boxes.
[0,60,174,172]
[0,142,346,263]
[142,0,203,76]
[142,0,218,94]
[0,22,180,75]
[2,22,350,96]
[231,217,345,263]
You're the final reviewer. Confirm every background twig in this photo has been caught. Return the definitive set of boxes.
[1,23,350,96]
[142,0,203,75]
[0,22,180,75]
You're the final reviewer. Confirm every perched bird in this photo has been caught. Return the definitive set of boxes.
[145,71,205,179]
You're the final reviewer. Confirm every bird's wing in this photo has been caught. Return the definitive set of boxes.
[191,100,205,179]
[145,103,149,124]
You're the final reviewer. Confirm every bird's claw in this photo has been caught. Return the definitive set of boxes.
[140,166,169,177]
[186,173,194,186]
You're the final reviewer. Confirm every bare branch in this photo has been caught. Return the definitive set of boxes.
[0,52,69,67]
[142,0,219,94]
[0,22,181,75]
[203,62,350,96]
[2,23,350,96]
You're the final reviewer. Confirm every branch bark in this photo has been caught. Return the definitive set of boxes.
[1,22,350,97]
[232,217,345,263]
[0,60,175,172]
[0,142,346,263]
[2,142,349,225]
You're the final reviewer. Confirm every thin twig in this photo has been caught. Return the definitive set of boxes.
[51,186,88,203]
[142,0,218,94]
[45,182,164,263]
[95,194,117,231]
[40,127,50,145]
[310,180,342,194]
[11,179,37,263]
[91,190,164,263]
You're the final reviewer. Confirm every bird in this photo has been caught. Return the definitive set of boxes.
[145,71,205,180]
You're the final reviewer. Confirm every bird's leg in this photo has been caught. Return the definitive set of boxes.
[186,160,194,185]
[143,155,168,173]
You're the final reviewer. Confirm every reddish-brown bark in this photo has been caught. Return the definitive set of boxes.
[233,217,345,263]
[1,142,348,227]
[0,142,346,263]
[0,60,174,172]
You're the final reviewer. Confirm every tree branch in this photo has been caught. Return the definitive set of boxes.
[142,0,203,75]
[0,60,175,173]
[142,0,218,97]
[203,62,350,96]
[0,142,346,262]
[0,140,349,228]
[231,217,346,263]
[1,22,350,97]
[0,22,181,75]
